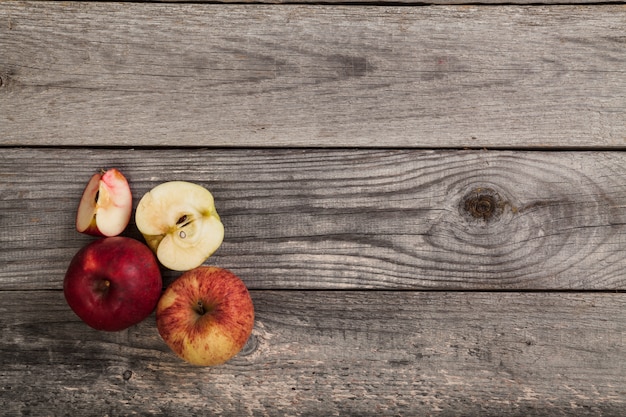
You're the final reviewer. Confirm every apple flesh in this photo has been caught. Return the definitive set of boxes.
[64,237,163,332]
[156,266,254,366]
[76,168,133,237]
[135,181,224,271]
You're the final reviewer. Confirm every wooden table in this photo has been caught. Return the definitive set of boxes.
[1,1,625,415]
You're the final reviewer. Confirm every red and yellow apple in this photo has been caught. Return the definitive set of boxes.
[135,181,224,271]
[76,168,133,237]
[156,266,254,366]
[64,237,163,332]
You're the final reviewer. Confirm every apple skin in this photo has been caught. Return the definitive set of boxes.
[64,237,163,332]
[156,266,254,366]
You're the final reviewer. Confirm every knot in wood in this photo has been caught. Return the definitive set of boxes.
[238,334,259,357]
[461,187,504,222]
[0,71,11,89]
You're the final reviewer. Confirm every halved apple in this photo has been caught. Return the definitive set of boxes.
[135,181,224,271]
[76,168,133,237]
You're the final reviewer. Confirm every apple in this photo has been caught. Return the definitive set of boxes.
[76,168,133,237]
[156,266,254,366]
[135,181,224,271]
[64,237,163,332]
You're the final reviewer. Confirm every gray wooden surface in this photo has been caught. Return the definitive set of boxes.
[2,148,626,291]
[1,0,626,416]
[2,291,626,416]
[1,2,625,148]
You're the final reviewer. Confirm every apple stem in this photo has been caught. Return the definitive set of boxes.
[196,300,205,315]
[95,279,111,293]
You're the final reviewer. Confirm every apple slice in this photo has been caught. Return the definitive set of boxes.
[156,266,255,366]
[135,181,224,271]
[76,168,133,237]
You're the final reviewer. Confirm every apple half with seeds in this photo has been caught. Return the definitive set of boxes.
[76,168,133,237]
[135,181,224,271]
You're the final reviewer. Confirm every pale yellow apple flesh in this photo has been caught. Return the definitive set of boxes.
[156,266,255,366]
[76,169,133,237]
[135,181,224,271]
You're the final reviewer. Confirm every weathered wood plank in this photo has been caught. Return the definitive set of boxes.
[1,2,624,148]
[1,148,625,290]
[2,290,626,416]
[138,0,626,4]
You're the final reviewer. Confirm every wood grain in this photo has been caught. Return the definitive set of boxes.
[2,290,626,416]
[2,148,625,291]
[2,1,625,415]
[143,0,626,3]
[1,2,624,148]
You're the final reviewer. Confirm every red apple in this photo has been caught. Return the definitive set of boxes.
[156,266,254,366]
[64,237,163,332]
[76,168,133,237]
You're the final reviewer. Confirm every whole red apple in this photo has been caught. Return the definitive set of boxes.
[64,237,163,331]
[156,266,254,366]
